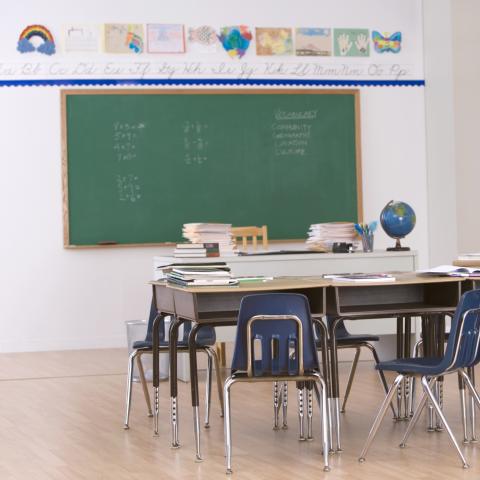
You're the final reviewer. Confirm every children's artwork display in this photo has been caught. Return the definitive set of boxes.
[334,28,370,57]
[4,0,423,86]
[104,24,144,54]
[17,25,56,55]
[147,24,185,53]
[256,28,293,56]
[295,28,331,56]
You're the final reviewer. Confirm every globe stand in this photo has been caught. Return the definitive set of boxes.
[386,238,410,251]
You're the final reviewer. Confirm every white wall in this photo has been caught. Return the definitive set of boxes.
[1,1,431,352]
[451,0,480,253]
[422,0,458,265]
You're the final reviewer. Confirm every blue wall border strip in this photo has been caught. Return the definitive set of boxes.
[0,78,424,87]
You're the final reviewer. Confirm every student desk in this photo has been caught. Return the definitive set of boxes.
[150,274,464,459]
[325,273,463,451]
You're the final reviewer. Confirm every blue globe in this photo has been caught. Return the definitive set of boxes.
[380,200,416,250]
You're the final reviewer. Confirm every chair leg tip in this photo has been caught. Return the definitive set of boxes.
[226,468,233,475]
[463,463,470,469]
[358,457,366,463]
[323,466,331,472]
[399,443,406,448]
[204,423,210,429]
[147,413,153,417]
[123,424,130,430]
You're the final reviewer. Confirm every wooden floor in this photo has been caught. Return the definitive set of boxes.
[0,349,480,479]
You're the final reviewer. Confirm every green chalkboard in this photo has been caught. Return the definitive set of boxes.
[62,89,362,246]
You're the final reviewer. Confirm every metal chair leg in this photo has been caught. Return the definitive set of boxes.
[298,386,306,441]
[459,372,469,443]
[364,343,397,418]
[282,381,288,429]
[466,367,477,442]
[206,345,224,418]
[422,376,469,469]
[359,374,404,462]
[340,347,360,413]
[400,377,435,447]
[312,373,330,472]
[409,339,423,417]
[204,348,213,428]
[224,377,235,474]
[124,349,139,429]
[136,351,153,417]
[273,381,281,430]
[307,382,314,440]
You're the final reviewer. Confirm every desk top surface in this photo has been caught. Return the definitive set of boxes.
[150,272,464,293]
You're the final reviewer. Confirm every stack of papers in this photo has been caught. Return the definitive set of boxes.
[457,253,480,261]
[323,273,395,283]
[174,242,220,258]
[182,223,238,257]
[418,265,480,277]
[166,263,238,286]
[306,222,357,252]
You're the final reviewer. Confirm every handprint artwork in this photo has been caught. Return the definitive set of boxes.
[334,29,370,56]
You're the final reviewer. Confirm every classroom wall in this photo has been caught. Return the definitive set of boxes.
[451,0,480,254]
[1,1,433,352]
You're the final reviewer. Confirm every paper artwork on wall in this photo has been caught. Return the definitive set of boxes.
[147,24,185,53]
[64,24,99,53]
[104,24,144,54]
[218,26,252,59]
[188,25,219,53]
[295,28,331,56]
[372,31,402,54]
[256,28,293,56]
[333,28,370,57]
[17,25,56,55]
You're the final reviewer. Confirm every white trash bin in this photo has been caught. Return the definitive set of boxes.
[125,319,169,382]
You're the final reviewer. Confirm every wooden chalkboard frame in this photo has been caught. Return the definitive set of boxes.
[61,88,363,248]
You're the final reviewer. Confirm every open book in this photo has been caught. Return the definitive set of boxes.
[323,273,395,283]
[418,265,480,277]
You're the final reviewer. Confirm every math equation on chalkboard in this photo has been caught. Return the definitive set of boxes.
[183,120,209,165]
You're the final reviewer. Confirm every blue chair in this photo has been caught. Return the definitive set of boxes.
[274,319,389,430]
[223,293,330,474]
[124,298,223,429]
[358,289,480,468]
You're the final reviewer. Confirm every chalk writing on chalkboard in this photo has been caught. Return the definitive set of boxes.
[271,109,316,157]
[116,173,142,202]
[183,120,209,165]
[112,121,146,162]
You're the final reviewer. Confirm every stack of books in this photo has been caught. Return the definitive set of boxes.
[166,262,238,286]
[306,222,357,252]
[174,242,220,258]
[182,223,238,257]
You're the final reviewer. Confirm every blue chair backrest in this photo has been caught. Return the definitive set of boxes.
[439,289,480,373]
[231,293,319,376]
[145,296,215,344]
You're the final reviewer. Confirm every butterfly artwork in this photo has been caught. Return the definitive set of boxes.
[372,31,402,54]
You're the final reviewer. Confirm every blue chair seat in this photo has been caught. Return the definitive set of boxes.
[132,331,215,350]
[375,357,444,375]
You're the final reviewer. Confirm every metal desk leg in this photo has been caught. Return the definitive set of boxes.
[188,322,204,462]
[403,317,412,420]
[169,316,185,448]
[435,315,446,432]
[396,317,404,421]
[152,313,164,437]
[328,317,342,452]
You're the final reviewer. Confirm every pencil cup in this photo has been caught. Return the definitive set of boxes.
[361,233,374,253]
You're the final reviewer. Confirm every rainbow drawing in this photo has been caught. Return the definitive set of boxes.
[17,24,56,55]
[126,32,143,53]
